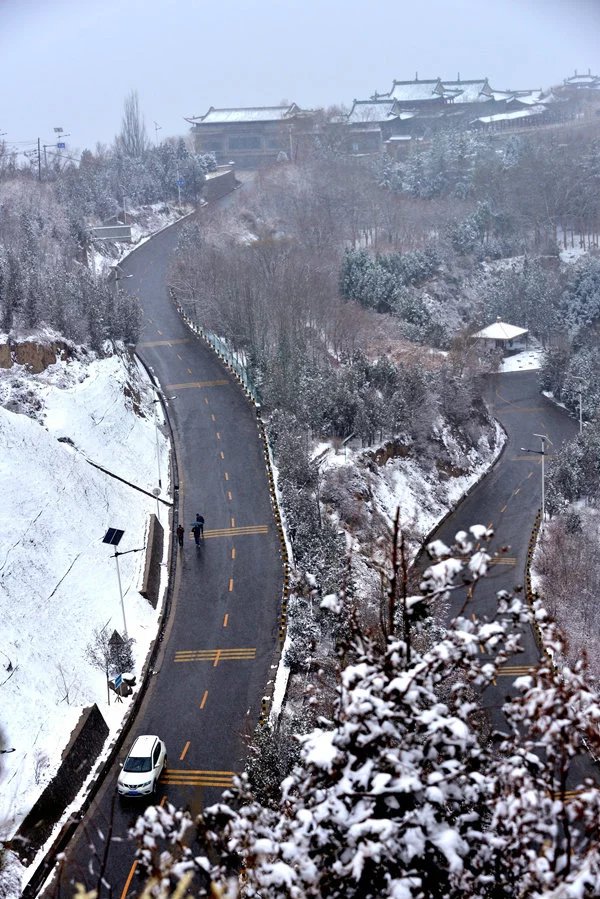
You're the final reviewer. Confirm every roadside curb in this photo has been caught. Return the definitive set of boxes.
[169,294,290,727]
[20,357,180,899]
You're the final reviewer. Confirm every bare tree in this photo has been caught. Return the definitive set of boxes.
[115,90,149,158]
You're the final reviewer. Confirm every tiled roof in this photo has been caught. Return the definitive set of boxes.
[187,105,302,125]
[387,79,442,102]
[474,321,528,340]
[347,100,397,123]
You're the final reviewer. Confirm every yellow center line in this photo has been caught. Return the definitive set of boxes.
[514,488,520,495]
[527,471,533,479]
[200,690,208,708]
[203,525,268,539]
[187,368,192,374]
[180,741,191,761]
[216,431,221,440]
[204,397,209,405]
[160,769,237,787]
[157,329,163,335]
[229,578,234,592]
[231,517,236,528]
[231,547,236,559]
[220,451,225,460]
[175,647,256,664]
[120,861,138,899]
[165,380,229,390]
[137,338,191,348]
[228,491,233,501]
[223,613,229,627]
[177,353,182,360]
[500,504,507,513]
[211,414,216,422]
[224,471,229,480]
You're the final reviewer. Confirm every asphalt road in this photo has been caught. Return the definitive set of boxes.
[420,370,597,783]
[44,199,283,898]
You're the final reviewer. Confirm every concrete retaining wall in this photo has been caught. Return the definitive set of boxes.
[202,168,237,203]
[11,704,108,865]
[139,513,164,609]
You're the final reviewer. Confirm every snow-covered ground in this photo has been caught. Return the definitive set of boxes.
[0,345,170,846]
[90,201,196,281]
[500,346,544,372]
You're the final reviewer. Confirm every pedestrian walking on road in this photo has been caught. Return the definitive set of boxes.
[191,520,201,546]
[195,513,205,539]
[176,524,185,548]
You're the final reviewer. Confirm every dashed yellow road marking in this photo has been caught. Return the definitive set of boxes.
[228,491,233,501]
[216,431,221,440]
[527,471,533,479]
[224,471,229,480]
[514,488,520,495]
[180,741,191,761]
[177,353,182,360]
[160,769,236,788]
[200,690,208,709]
[229,577,234,592]
[500,504,507,513]
[165,380,229,390]
[204,397,209,405]
[157,329,163,336]
[175,647,256,664]
[120,861,138,899]
[223,613,229,627]
[231,547,236,559]
[211,414,216,421]
[231,516,236,528]
[187,368,193,374]
[220,451,225,460]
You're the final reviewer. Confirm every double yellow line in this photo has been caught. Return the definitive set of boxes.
[204,524,269,539]
[161,768,236,788]
[174,647,256,664]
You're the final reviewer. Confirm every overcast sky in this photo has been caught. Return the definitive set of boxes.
[1,0,598,159]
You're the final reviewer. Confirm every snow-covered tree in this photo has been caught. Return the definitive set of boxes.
[126,527,600,898]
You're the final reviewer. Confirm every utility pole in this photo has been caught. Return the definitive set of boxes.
[37,137,41,181]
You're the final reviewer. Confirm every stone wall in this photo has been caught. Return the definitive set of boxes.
[0,339,74,373]
[202,168,237,202]
[139,513,164,609]
[11,704,108,865]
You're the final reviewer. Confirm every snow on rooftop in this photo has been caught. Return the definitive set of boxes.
[443,80,490,103]
[191,105,300,125]
[347,101,397,123]
[388,80,441,102]
[474,321,528,340]
[474,106,546,125]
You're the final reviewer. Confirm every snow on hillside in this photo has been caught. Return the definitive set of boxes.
[0,345,169,842]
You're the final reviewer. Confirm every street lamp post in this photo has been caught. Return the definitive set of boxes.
[113,264,132,297]
[102,528,145,640]
[521,433,552,522]
[573,375,586,435]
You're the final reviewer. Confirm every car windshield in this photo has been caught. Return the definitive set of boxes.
[123,755,152,773]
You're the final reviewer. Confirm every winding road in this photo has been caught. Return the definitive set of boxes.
[43,195,284,897]
[39,211,595,896]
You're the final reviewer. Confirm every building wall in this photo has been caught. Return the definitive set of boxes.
[192,120,295,168]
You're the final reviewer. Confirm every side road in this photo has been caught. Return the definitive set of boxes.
[46,196,284,898]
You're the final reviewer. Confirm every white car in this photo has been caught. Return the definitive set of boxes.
[117,734,167,797]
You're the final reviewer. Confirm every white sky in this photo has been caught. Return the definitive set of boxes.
[0,0,598,157]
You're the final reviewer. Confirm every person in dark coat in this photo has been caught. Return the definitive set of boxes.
[176,524,185,548]
[195,513,205,538]
[191,520,201,546]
